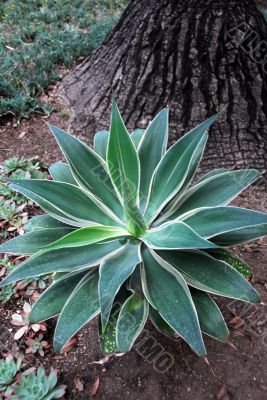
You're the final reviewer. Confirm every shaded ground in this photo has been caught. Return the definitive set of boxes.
[0,92,267,400]
[1,241,267,400]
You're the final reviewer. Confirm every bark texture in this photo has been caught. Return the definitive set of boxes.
[60,0,267,178]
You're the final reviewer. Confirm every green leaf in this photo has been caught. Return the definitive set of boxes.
[191,289,229,342]
[93,130,109,160]
[150,286,230,342]
[142,221,218,249]
[44,226,129,250]
[208,249,252,279]
[143,114,219,224]
[93,129,143,158]
[158,250,260,303]
[107,100,140,202]
[25,215,73,232]
[0,240,123,287]
[213,224,267,245]
[54,271,100,351]
[158,135,208,224]
[196,168,228,183]
[107,100,146,235]
[141,247,206,357]
[49,162,77,185]
[49,124,124,220]
[30,270,88,323]
[170,169,261,218]
[183,206,267,239]
[138,109,168,211]
[116,292,148,352]
[99,304,119,354]
[175,135,208,195]
[99,286,129,354]
[149,306,176,338]
[99,241,142,329]
[7,179,121,227]
[0,227,74,255]
[130,129,145,148]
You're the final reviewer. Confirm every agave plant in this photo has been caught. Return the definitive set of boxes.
[12,367,66,400]
[1,100,267,358]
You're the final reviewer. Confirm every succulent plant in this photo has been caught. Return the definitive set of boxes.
[1,101,267,357]
[12,367,66,400]
[11,302,46,340]
[25,334,50,357]
[0,355,21,392]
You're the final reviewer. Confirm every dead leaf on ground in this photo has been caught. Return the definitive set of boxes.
[61,335,78,354]
[91,377,100,397]
[216,383,228,400]
[244,244,253,253]
[228,316,244,329]
[257,237,264,246]
[232,329,245,337]
[89,355,113,365]
[17,131,26,139]
[74,377,84,392]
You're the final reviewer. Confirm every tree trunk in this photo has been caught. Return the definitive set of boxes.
[60,0,267,176]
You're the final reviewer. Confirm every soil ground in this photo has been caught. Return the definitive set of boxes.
[0,90,267,400]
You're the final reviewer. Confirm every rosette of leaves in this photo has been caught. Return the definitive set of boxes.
[1,100,267,357]
[0,355,21,392]
[12,367,66,400]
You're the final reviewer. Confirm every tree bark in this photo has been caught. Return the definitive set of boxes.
[60,0,267,177]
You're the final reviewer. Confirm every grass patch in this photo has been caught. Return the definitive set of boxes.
[0,0,127,120]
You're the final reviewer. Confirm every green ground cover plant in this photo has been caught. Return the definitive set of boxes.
[0,0,127,119]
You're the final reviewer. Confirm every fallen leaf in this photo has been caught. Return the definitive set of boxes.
[91,377,100,397]
[249,338,254,350]
[74,377,84,392]
[228,316,244,329]
[257,237,264,246]
[115,352,125,358]
[232,330,245,337]
[61,335,78,354]
[204,357,210,366]
[17,131,26,139]
[89,355,112,365]
[216,384,228,400]
[244,244,253,253]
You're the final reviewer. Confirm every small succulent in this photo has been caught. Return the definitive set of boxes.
[12,367,66,400]
[0,157,47,181]
[0,201,28,232]
[11,302,47,340]
[0,256,51,303]
[16,275,51,300]
[0,283,17,303]
[0,257,17,303]
[0,256,16,276]
[0,157,48,240]
[1,158,29,175]
[25,334,50,357]
[0,355,22,392]
[1,101,267,358]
